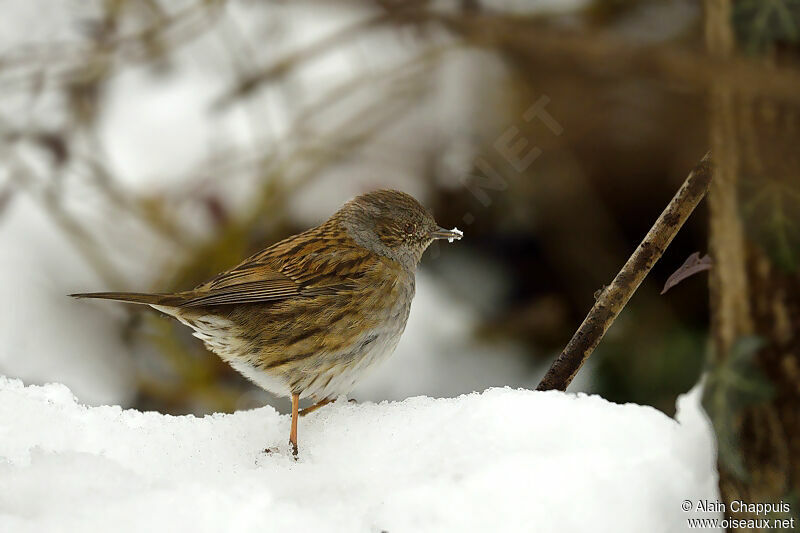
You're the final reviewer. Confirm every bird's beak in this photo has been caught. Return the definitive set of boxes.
[430,227,464,243]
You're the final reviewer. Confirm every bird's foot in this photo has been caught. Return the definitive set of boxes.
[299,398,334,417]
[299,397,358,418]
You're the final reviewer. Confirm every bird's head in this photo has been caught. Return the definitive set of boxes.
[335,189,463,270]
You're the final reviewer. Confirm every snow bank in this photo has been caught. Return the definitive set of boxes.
[0,377,721,532]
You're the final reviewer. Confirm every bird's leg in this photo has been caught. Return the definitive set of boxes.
[299,398,333,417]
[290,393,299,457]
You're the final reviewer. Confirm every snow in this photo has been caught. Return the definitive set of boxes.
[447,227,464,243]
[0,377,721,532]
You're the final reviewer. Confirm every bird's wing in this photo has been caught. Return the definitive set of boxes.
[179,268,303,307]
[178,230,363,308]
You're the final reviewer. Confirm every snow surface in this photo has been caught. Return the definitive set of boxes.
[446,227,464,243]
[0,377,721,533]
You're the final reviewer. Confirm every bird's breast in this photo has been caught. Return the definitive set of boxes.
[281,271,416,400]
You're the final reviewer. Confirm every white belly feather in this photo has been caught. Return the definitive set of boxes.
[152,301,409,401]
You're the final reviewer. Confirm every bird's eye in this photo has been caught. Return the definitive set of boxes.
[404,223,416,235]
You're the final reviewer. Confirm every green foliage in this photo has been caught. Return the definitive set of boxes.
[702,337,775,481]
[595,323,707,415]
[733,0,800,54]
[741,175,800,272]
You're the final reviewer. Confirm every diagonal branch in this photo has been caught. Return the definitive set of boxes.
[537,152,714,392]
[433,12,800,105]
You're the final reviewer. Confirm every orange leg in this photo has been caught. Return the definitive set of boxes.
[290,393,299,457]
[299,398,334,417]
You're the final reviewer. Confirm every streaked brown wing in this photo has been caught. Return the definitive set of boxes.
[179,278,301,307]
[180,278,356,307]
[178,229,361,308]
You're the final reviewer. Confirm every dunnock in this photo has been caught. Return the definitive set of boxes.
[72,190,463,455]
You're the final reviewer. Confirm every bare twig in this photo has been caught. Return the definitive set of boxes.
[0,1,224,92]
[433,12,800,104]
[214,12,393,108]
[537,152,714,392]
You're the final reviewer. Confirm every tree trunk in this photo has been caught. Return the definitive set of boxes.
[704,0,800,526]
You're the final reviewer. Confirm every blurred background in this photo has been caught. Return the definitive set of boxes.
[0,0,797,426]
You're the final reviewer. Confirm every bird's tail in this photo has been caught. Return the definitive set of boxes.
[69,291,183,307]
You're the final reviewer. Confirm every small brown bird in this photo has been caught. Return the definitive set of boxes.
[72,190,462,455]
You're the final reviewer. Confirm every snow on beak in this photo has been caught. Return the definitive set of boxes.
[430,227,464,243]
